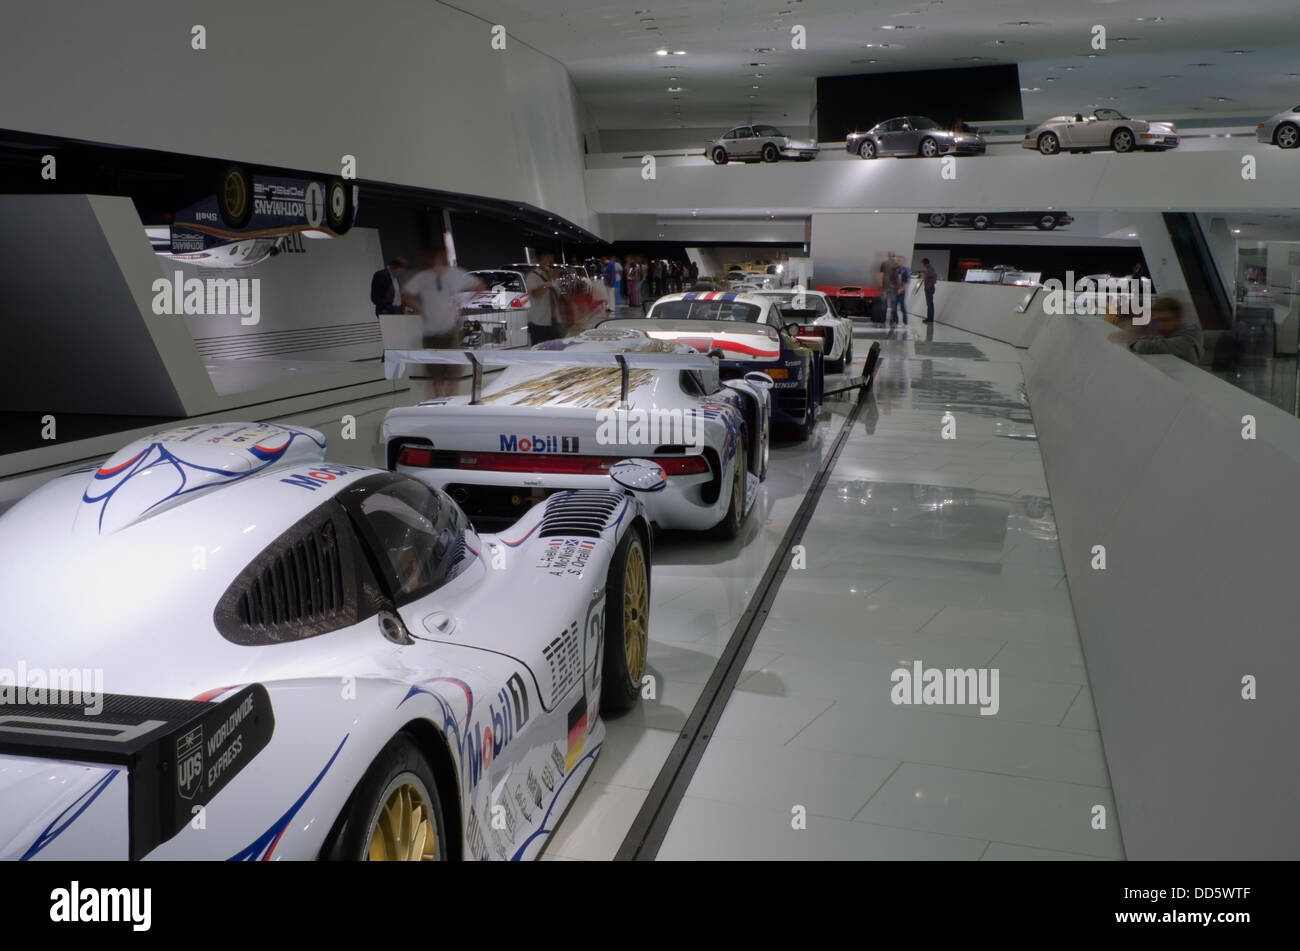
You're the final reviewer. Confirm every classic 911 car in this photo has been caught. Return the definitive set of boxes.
[708,124,820,164]
[1023,109,1179,154]
[0,421,660,861]
[846,116,986,159]
[920,211,1074,231]
[625,291,823,440]
[1257,106,1300,149]
[753,288,855,373]
[382,330,772,538]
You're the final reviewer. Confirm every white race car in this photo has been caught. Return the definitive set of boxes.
[459,268,532,313]
[382,328,773,537]
[754,288,855,373]
[0,421,660,861]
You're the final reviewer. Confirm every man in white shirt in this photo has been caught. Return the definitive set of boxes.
[525,251,562,344]
[401,247,485,397]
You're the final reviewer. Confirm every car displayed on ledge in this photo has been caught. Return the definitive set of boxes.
[625,290,824,440]
[383,331,772,537]
[846,116,986,159]
[460,269,532,313]
[0,421,658,861]
[1024,109,1179,155]
[920,211,1075,231]
[1257,106,1300,149]
[753,288,855,373]
[708,125,820,164]
[145,163,357,268]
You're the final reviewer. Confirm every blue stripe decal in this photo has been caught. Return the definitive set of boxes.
[228,734,348,861]
[721,292,737,301]
[20,769,119,861]
[509,742,602,860]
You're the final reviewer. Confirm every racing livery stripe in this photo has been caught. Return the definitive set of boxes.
[228,734,348,861]
[499,520,542,548]
[509,742,601,860]
[19,770,119,861]
[173,221,342,241]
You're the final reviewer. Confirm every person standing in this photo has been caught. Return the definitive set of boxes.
[895,255,911,324]
[881,251,899,325]
[524,251,562,344]
[601,257,616,313]
[688,260,699,285]
[401,247,485,398]
[921,257,938,323]
[370,256,407,315]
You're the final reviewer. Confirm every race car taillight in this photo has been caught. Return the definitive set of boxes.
[509,296,528,308]
[396,445,435,468]
[440,451,710,476]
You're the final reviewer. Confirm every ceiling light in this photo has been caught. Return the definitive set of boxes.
[1225,49,1250,54]
[673,50,686,55]
[754,72,765,77]
[1188,63,1214,67]
[1135,15,1165,22]
[749,62,768,67]
[668,87,682,92]
[1128,233,1137,237]
[1005,20,1043,26]
[1233,228,1241,234]
[1020,86,1041,92]
[752,85,760,89]
[752,47,775,53]
[655,49,668,55]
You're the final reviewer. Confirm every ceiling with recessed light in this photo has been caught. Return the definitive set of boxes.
[449,0,1300,132]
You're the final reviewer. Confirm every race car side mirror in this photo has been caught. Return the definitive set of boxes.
[743,371,775,389]
[609,458,668,493]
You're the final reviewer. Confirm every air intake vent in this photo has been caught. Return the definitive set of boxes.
[238,521,344,626]
[539,490,622,538]
[216,506,361,646]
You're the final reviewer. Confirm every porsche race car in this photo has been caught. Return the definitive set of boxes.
[382,329,773,536]
[0,421,659,861]
[625,290,824,439]
[753,288,855,373]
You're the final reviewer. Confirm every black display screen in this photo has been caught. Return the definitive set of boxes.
[816,64,1024,141]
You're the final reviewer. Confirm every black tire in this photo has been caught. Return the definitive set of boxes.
[844,340,854,373]
[714,431,748,538]
[972,215,989,230]
[928,213,948,228]
[1111,128,1134,153]
[858,139,876,159]
[600,528,649,714]
[326,733,446,861]
[761,143,779,163]
[757,413,769,482]
[1037,215,1057,231]
[1275,122,1299,149]
[216,165,253,229]
[919,136,940,158]
[712,147,729,165]
[326,178,354,234]
[1037,132,1060,156]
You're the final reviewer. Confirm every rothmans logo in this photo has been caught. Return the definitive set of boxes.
[499,435,579,453]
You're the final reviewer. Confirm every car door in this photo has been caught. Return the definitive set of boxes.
[876,118,905,155]
[1075,114,1109,148]
[730,126,757,159]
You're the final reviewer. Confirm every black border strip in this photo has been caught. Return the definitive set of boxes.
[615,346,879,860]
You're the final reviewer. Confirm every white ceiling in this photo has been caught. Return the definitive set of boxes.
[450,0,1300,132]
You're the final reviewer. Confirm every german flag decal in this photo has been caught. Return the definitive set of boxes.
[566,697,587,771]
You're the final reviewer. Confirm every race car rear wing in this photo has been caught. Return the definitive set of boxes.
[384,348,718,406]
[0,684,274,860]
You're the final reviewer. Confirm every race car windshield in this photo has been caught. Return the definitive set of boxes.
[648,300,763,322]
[1094,109,1128,120]
[911,117,939,130]
[472,271,525,292]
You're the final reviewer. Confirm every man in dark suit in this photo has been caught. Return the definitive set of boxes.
[371,256,408,315]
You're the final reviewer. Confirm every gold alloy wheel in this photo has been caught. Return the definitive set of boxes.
[623,540,648,683]
[367,776,438,861]
[222,171,248,221]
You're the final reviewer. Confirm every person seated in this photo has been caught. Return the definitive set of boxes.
[1114,296,1204,366]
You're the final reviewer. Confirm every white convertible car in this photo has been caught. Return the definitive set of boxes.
[754,288,855,373]
[0,421,660,861]
[382,327,773,537]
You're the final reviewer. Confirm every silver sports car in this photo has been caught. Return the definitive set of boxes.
[1257,106,1300,149]
[845,116,986,159]
[1023,108,1179,155]
[708,125,819,164]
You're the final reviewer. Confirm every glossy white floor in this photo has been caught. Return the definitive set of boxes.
[543,318,1124,861]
